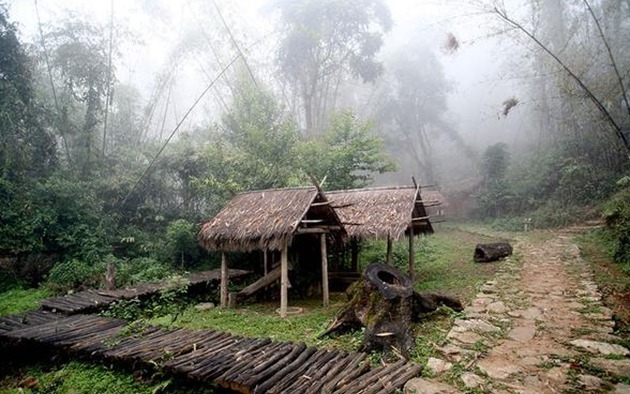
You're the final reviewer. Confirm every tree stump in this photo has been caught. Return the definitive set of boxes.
[320,263,463,360]
[473,242,513,262]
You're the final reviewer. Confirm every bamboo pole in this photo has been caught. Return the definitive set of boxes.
[408,226,415,280]
[386,235,392,265]
[280,241,288,318]
[263,250,268,275]
[220,252,228,308]
[321,234,329,307]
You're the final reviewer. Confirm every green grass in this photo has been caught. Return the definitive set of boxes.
[0,288,50,317]
[0,361,216,394]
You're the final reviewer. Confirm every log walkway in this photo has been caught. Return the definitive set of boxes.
[39,268,251,314]
[0,314,422,393]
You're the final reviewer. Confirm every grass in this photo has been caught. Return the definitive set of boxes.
[0,288,50,317]
[0,224,506,392]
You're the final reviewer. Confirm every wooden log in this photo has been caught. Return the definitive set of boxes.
[473,242,513,262]
[304,352,363,394]
[321,353,369,394]
[221,252,228,308]
[321,233,329,307]
[385,236,392,265]
[280,241,288,318]
[253,346,317,393]
[334,359,405,394]
[408,226,415,279]
[284,350,341,394]
[240,343,306,392]
[266,346,320,393]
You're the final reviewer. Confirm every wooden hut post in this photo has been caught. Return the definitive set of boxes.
[408,226,415,280]
[263,250,268,276]
[386,235,393,265]
[280,241,289,318]
[321,233,330,307]
[220,252,228,308]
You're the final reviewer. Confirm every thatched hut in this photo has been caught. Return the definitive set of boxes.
[419,188,447,222]
[198,187,344,317]
[327,185,434,278]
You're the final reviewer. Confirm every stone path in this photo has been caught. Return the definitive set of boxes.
[405,232,630,394]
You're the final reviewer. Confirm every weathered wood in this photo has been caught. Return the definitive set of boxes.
[385,236,392,265]
[284,349,341,394]
[335,359,405,394]
[221,253,228,308]
[321,233,330,307]
[408,226,415,279]
[241,343,306,391]
[280,241,288,318]
[474,242,513,262]
[265,346,319,393]
[321,353,369,394]
[253,346,317,394]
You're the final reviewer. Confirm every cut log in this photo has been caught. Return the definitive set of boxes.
[320,263,463,360]
[474,242,513,262]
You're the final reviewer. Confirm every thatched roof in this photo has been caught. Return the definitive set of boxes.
[199,187,342,252]
[327,186,434,241]
[421,189,447,207]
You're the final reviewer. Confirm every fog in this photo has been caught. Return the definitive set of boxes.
[4,0,629,206]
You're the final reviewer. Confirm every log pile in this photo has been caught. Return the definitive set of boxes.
[321,263,463,359]
[0,314,422,393]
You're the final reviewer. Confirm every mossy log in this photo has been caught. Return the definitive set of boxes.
[473,242,513,262]
[320,263,463,359]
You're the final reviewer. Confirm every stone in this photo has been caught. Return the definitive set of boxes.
[403,377,460,394]
[509,325,536,342]
[486,301,508,314]
[591,358,630,377]
[577,374,602,391]
[615,383,630,394]
[194,302,215,311]
[544,367,568,385]
[461,373,484,389]
[478,358,522,379]
[436,345,477,363]
[570,339,630,356]
[447,330,484,345]
[426,357,453,374]
[454,319,500,333]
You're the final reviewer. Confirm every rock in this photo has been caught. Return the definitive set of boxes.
[615,383,630,394]
[447,330,484,345]
[577,374,602,391]
[436,345,477,362]
[461,373,484,389]
[454,319,500,334]
[570,339,630,356]
[194,302,215,311]
[508,325,536,342]
[591,358,630,377]
[426,357,453,374]
[403,377,460,394]
[478,358,522,379]
[486,301,508,314]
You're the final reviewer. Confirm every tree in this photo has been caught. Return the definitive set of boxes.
[273,0,392,133]
[300,109,395,190]
[477,143,511,217]
[0,5,56,182]
[487,0,630,158]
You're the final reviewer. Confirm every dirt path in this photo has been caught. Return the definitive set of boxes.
[405,231,630,394]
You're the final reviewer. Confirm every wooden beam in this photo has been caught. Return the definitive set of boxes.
[411,216,430,221]
[220,252,228,308]
[310,201,330,207]
[386,235,392,265]
[296,228,328,234]
[301,219,324,223]
[263,250,268,276]
[408,226,415,280]
[280,241,288,318]
[321,233,329,307]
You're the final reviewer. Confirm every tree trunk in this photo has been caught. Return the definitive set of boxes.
[474,242,513,262]
[320,263,462,360]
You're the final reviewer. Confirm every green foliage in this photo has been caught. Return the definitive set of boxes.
[46,258,103,293]
[116,257,171,287]
[165,219,202,269]
[602,187,630,269]
[300,110,396,190]
[475,143,511,217]
[0,287,50,317]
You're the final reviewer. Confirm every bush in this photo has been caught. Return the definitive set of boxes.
[116,257,172,287]
[603,187,630,270]
[165,219,203,269]
[46,259,103,293]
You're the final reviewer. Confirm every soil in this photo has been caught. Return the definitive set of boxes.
[406,227,630,394]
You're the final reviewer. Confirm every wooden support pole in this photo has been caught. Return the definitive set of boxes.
[221,252,228,308]
[351,240,359,272]
[408,226,415,280]
[321,233,329,307]
[263,250,268,275]
[280,241,288,318]
[386,235,392,265]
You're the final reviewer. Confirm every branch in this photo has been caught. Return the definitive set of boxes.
[492,6,630,156]
[583,0,630,120]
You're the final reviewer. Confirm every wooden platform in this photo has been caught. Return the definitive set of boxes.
[40,268,251,314]
[1,315,422,394]
[0,310,61,334]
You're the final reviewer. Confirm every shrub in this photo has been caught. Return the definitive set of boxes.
[46,258,103,293]
[117,257,172,286]
[165,219,202,269]
[602,187,630,270]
